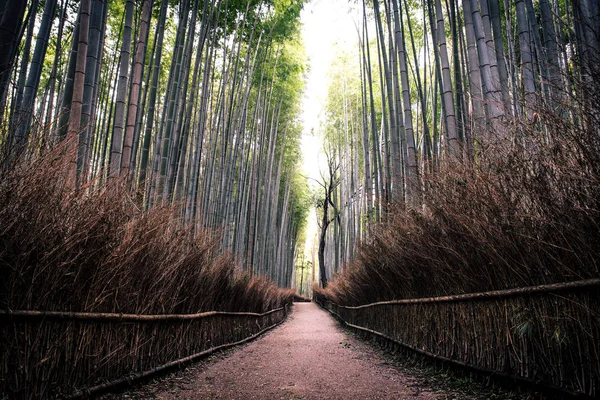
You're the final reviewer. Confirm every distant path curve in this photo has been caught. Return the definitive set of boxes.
[147,302,444,399]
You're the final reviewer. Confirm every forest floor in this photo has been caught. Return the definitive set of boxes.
[111,303,525,400]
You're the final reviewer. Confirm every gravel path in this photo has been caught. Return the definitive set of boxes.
[149,302,444,400]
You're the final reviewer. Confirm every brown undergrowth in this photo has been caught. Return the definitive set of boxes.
[317,85,600,306]
[0,145,293,314]
[313,78,600,398]
[0,145,294,398]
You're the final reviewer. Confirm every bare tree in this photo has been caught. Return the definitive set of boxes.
[315,149,341,288]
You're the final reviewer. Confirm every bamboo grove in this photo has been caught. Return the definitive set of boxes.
[0,0,310,286]
[314,0,600,288]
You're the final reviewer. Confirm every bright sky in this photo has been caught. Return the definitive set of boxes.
[300,0,358,184]
[299,0,358,274]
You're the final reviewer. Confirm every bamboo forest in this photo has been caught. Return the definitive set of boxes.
[0,0,598,398]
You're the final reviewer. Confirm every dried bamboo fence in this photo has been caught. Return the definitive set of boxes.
[0,304,291,399]
[316,279,600,398]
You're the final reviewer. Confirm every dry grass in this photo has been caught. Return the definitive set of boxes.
[318,80,600,306]
[0,144,294,398]
[0,145,293,314]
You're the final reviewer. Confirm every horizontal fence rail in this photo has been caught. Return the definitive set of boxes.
[317,279,600,398]
[337,279,600,307]
[1,304,291,399]
[1,307,286,321]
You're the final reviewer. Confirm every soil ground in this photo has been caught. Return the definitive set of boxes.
[111,302,528,399]
[120,302,464,399]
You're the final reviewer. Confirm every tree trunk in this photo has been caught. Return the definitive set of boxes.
[121,0,153,175]
[0,0,27,124]
[67,0,91,187]
[470,0,504,131]
[392,0,419,203]
[372,0,392,205]
[158,0,190,200]
[18,0,56,153]
[488,0,511,114]
[539,0,562,101]
[362,6,381,220]
[462,0,486,144]
[358,39,372,223]
[10,0,38,144]
[78,0,105,184]
[404,0,432,167]
[434,0,459,161]
[515,0,536,117]
[138,0,168,188]
[109,0,134,178]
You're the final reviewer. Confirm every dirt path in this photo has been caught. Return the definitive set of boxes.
[145,302,447,399]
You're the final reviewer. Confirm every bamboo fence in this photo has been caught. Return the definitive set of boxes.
[0,304,290,399]
[317,279,600,398]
